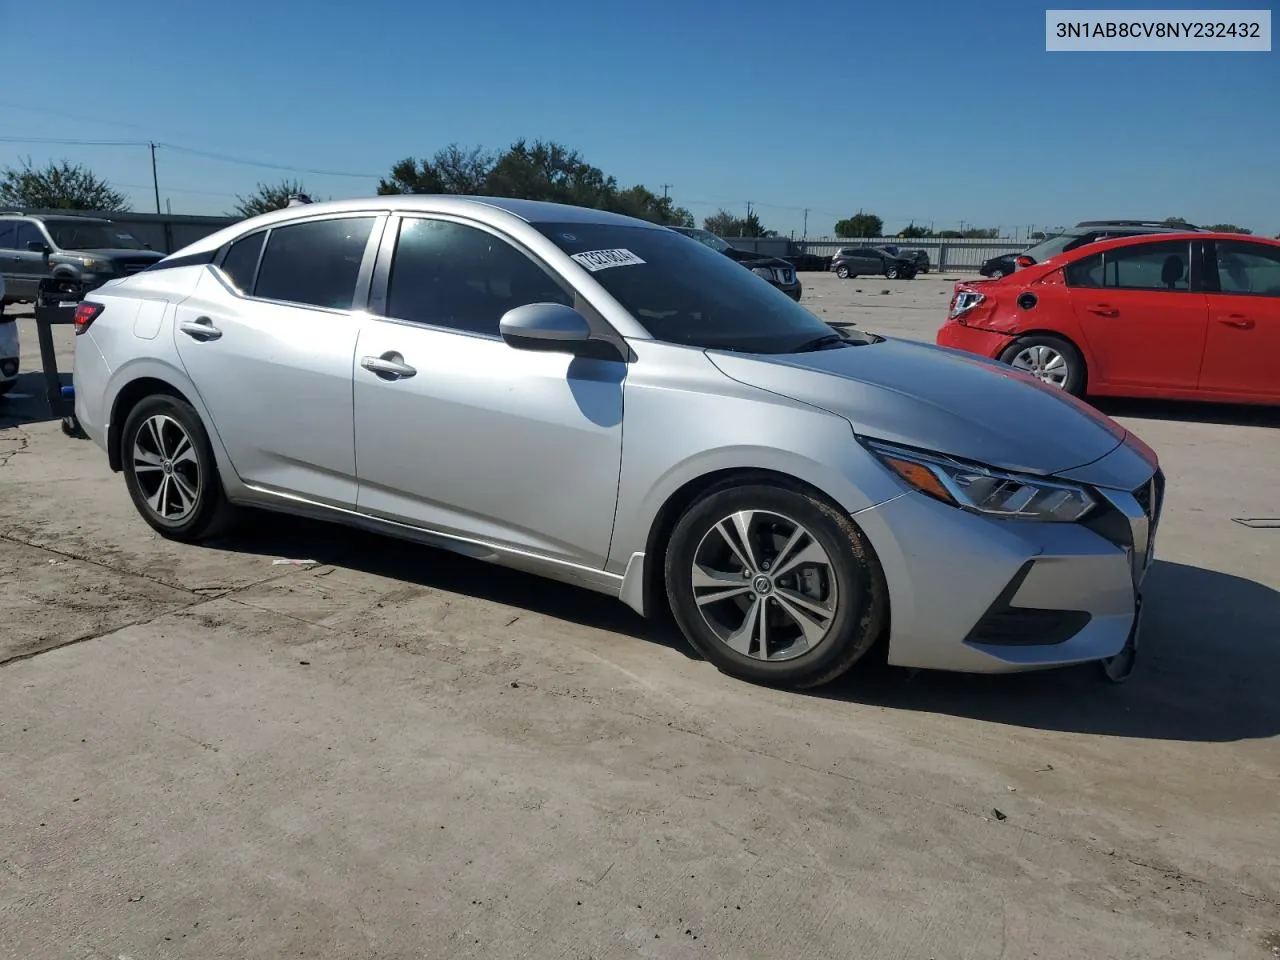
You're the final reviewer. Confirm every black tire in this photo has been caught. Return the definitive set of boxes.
[663,482,888,689]
[999,334,1087,397]
[120,393,238,542]
[990,268,1006,279]
[835,264,850,279]
[885,266,900,279]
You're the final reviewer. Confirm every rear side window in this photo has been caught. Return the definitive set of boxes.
[253,217,375,310]
[1065,239,1193,292]
[1214,241,1280,297]
[219,231,265,294]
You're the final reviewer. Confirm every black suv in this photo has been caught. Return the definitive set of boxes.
[830,246,918,280]
[668,226,802,300]
[979,220,1206,278]
[0,213,164,303]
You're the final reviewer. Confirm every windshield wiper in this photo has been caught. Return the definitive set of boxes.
[790,332,849,353]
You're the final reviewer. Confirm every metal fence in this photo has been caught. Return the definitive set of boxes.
[7,209,1032,271]
[723,236,1030,272]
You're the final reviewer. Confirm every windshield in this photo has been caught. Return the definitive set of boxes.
[46,221,146,251]
[536,222,838,354]
[674,227,730,253]
[1019,232,1076,263]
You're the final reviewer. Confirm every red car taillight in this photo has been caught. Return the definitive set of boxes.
[73,301,104,335]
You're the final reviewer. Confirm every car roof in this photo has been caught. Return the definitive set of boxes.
[0,212,113,224]
[170,195,667,259]
[1026,230,1278,271]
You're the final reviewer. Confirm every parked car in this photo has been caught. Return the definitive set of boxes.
[74,196,1161,689]
[831,246,917,280]
[0,213,164,303]
[880,245,930,274]
[0,272,16,397]
[937,231,1280,405]
[783,250,832,273]
[979,220,1205,279]
[667,226,802,300]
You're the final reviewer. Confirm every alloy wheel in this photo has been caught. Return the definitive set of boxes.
[1010,344,1070,388]
[690,509,839,662]
[131,414,202,522]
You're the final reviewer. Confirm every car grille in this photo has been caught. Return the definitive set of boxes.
[776,267,795,285]
[120,262,151,274]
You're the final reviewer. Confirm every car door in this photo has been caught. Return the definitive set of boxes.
[1199,238,1280,400]
[0,220,18,297]
[851,248,876,274]
[172,213,382,509]
[1064,237,1209,390]
[9,221,52,299]
[353,214,625,569]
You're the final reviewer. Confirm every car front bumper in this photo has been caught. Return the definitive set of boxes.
[0,318,18,388]
[854,444,1163,673]
[775,281,802,301]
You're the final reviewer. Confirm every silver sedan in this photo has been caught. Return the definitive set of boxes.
[71,197,1162,688]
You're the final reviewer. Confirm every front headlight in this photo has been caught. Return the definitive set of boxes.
[750,266,774,281]
[865,439,1096,522]
[80,258,111,272]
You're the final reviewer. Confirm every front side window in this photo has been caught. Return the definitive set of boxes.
[385,218,574,336]
[0,221,16,250]
[14,222,47,251]
[534,221,837,353]
[44,221,145,250]
[1214,240,1280,297]
[254,216,375,310]
[1065,239,1194,292]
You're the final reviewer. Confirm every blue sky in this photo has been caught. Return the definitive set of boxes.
[1,0,1275,238]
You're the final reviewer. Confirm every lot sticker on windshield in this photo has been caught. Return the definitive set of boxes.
[571,248,646,272]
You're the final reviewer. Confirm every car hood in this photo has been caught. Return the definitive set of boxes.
[723,247,792,268]
[707,336,1129,477]
[76,248,164,259]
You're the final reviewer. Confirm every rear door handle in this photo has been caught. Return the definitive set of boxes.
[179,316,222,341]
[1218,316,1255,330]
[1086,305,1119,317]
[361,352,417,380]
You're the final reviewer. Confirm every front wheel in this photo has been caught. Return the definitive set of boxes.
[999,334,1087,396]
[121,394,238,541]
[885,266,900,279]
[989,268,1006,279]
[835,265,850,279]
[664,483,888,689]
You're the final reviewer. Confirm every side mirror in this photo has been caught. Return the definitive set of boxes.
[27,240,49,253]
[143,242,153,249]
[499,302,601,356]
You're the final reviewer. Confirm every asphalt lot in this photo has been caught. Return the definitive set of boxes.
[2,272,1278,959]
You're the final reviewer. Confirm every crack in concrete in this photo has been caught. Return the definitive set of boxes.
[0,426,31,468]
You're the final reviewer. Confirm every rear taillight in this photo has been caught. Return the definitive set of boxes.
[74,301,104,335]
[949,290,986,320]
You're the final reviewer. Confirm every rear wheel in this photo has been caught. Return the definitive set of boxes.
[121,394,238,541]
[990,268,1006,279]
[999,334,1087,396]
[664,483,888,689]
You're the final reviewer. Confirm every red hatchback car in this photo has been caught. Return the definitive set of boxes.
[936,232,1280,405]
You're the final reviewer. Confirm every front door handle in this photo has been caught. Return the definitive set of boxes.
[361,352,417,380]
[1086,304,1119,317]
[179,317,222,341]
[1218,315,1255,330]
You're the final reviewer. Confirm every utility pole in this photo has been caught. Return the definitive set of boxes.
[660,183,671,199]
[802,208,809,240]
[149,142,161,214]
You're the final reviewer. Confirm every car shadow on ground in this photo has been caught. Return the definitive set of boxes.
[822,559,1280,743]
[1091,396,1280,428]
[207,512,700,658]
[0,371,68,430]
[213,516,1277,743]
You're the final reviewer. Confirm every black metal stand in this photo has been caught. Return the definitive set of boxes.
[33,278,88,439]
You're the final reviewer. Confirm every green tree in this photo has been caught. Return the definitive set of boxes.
[833,212,883,238]
[898,222,933,238]
[703,209,775,238]
[0,157,129,211]
[378,139,693,227]
[1203,223,1252,234]
[961,227,999,239]
[1162,216,1193,227]
[230,179,315,218]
